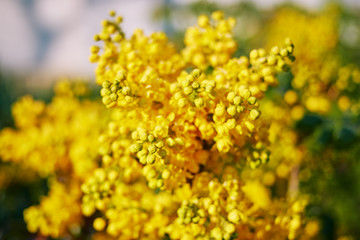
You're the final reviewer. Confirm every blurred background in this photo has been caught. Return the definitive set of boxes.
[0,0,360,239]
[1,0,359,89]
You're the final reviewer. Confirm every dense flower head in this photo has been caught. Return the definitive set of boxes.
[0,81,107,177]
[91,11,295,188]
[4,7,353,240]
[24,180,83,238]
[265,6,360,116]
[73,10,307,240]
[182,11,237,69]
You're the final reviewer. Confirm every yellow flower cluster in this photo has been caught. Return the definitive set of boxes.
[0,10,320,240]
[82,168,173,239]
[182,12,237,69]
[91,11,295,190]
[74,10,307,240]
[335,65,360,113]
[165,168,309,240]
[256,6,360,186]
[265,6,360,115]
[0,81,106,177]
[0,81,109,236]
[24,180,83,238]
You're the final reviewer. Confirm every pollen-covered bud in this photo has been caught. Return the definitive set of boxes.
[130,142,143,153]
[249,109,260,120]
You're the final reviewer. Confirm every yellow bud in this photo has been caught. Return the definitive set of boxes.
[162,169,171,179]
[148,134,155,142]
[102,155,112,165]
[215,103,226,116]
[108,170,118,182]
[280,48,288,57]
[154,126,168,139]
[125,96,134,103]
[156,179,164,188]
[284,38,293,46]
[148,144,157,154]
[81,184,90,194]
[94,169,106,182]
[184,86,193,95]
[122,86,130,95]
[116,70,126,81]
[305,220,320,237]
[287,46,294,53]
[181,78,190,88]
[198,15,210,28]
[89,53,99,63]
[227,105,237,116]
[192,69,202,78]
[217,138,232,153]
[227,92,236,102]
[247,96,257,105]
[131,131,139,140]
[178,98,187,108]
[284,90,298,105]
[208,205,217,215]
[174,92,182,100]
[102,80,111,89]
[109,10,116,17]
[157,149,167,159]
[148,179,157,189]
[139,156,147,164]
[95,199,106,210]
[211,227,223,240]
[116,16,123,23]
[212,11,224,20]
[233,96,241,105]
[249,109,260,120]
[113,33,123,42]
[175,137,184,146]
[239,86,251,99]
[271,46,280,55]
[139,131,148,142]
[250,73,261,82]
[146,154,156,164]
[267,55,276,65]
[225,223,235,233]
[93,218,106,231]
[228,17,236,27]
[261,67,272,76]
[145,167,157,179]
[226,119,236,129]
[166,138,175,147]
[228,210,240,223]
[93,34,101,41]
[110,93,117,101]
[137,148,148,157]
[82,204,95,217]
[186,74,194,82]
[194,98,205,108]
[155,140,165,148]
[244,121,255,132]
[191,81,200,89]
[250,49,259,59]
[90,45,100,53]
[250,160,260,169]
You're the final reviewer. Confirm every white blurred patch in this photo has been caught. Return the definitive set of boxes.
[0,1,37,72]
[38,0,162,77]
[1,0,360,79]
[340,22,359,47]
[34,0,87,31]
